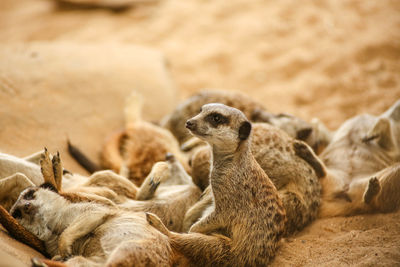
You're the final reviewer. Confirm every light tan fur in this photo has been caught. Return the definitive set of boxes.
[0,149,201,233]
[148,103,286,266]
[186,122,324,234]
[319,100,400,217]
[9,152,173,267]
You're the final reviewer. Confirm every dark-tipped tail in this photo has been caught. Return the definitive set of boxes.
[67,139,101,173]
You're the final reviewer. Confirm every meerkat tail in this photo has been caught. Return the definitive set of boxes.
[124,90,144,127]
[0,206,48,257]
[100,130,127,173]
[67,140,101,173]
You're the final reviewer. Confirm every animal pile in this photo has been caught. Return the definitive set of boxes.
[0,90,399,267]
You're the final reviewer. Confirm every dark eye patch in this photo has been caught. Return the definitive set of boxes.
[205,112,230,127]
[23,188,36,200]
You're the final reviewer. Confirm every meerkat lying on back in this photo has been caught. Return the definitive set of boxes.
[147,103,286,266]
[319,100,400,217]
[9,151,173,267]
[186,122,324,234]
[162,90,332,153]
[0,149,201,233]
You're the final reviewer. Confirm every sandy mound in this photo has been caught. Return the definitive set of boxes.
[0,42,177,173]
[0,0,399,265]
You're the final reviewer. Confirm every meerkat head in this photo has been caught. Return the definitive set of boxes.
[185,103,252,151]
[10,183,63,241]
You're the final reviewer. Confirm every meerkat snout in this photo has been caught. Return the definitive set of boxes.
[185,119,197,131]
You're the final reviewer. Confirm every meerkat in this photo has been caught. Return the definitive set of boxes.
[162,90,332,153]
[319,100,400,217]
[1,148,201,233]
[147,103,286,266]
[69,91,189,187]
[8,151,173,267]
[185,122,324,234]
[120,153,202,232]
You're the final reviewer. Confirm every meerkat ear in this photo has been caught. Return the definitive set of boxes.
[239,121,252,140]
[384,100,400,121]
[296,127,313,141]
[363,118,394,150]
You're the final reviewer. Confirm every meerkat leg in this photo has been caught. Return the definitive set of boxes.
[136,162,170,200]
[182,187,213,232]
[146,213,231,265]
[363,177,381,204]
[84,170,138,199]
[105,239,171,267]
[166,153,194,185]
[188,211,224,235]
[293,140,326,178]
[58,211,114,259]
[23,150,45,165]
[373,164,400,212]
[0,173,35,210]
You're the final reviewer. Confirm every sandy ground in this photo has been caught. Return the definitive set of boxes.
[0,0,399,266]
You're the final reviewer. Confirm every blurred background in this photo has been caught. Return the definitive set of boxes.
[0,1,400,265]
[1,0,399,129]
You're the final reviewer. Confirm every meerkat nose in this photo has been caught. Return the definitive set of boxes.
[11,208,22,219]
[186,120,196,130]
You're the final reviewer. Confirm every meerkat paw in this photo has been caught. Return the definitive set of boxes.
[363,177,381,204]
[145,212,170,237]
[51,255,63,261]
[293,140,326,178]
[31,258,47,267]
[40,149,62,191]
[58,236,73,260]
[40,148,57,187]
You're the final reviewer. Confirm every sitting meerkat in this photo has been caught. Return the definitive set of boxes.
[147,103,286,266]
[319,100,400,217]
[69,91,189,187]
[185,122,325,234]
[161,90,332,153]
[8,151,173,267]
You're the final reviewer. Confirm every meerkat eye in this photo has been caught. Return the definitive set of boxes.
[23,189,36,200]
[213,114,221,123]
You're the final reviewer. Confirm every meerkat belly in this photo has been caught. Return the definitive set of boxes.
[96,213,163,255]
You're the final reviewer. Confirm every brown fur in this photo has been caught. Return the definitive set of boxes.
[148,104,286,266]
[161,90,271,145]
[187,122,323,234]
[98,92,190,187]
[163,90,332,153]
